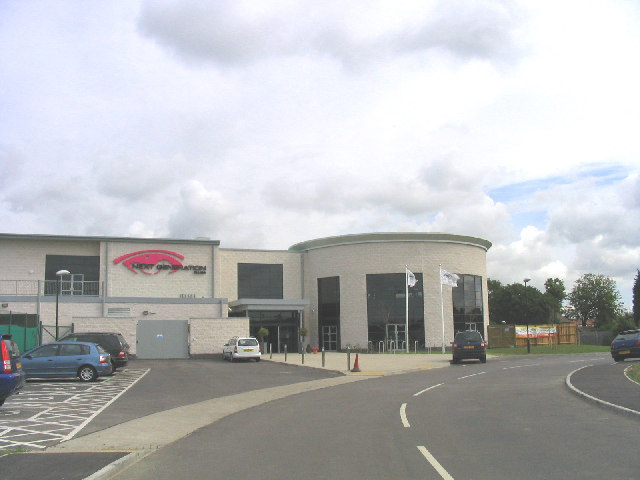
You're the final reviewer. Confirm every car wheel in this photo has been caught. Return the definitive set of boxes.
[0,398,4,407]
[480,355,487,363]
[78,366,97,382]
[255,357,261,362]
[613,356,624,362]
[452,357,459,364]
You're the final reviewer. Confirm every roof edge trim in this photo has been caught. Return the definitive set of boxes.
[289,232,491,252]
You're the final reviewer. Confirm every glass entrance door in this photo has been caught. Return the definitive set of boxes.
[322,325,337,351]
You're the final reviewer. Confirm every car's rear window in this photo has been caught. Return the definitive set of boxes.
[614,332,640,341]
[238,338,259,346]
[456,332,482,342]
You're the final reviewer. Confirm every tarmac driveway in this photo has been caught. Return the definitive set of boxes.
[77,356,343,435]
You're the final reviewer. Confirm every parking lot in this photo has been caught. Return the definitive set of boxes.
[0,357,342,452]
[0,368,149,451]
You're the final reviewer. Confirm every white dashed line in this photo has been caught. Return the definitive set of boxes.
[413,383,444,397]
[457,372,486,380]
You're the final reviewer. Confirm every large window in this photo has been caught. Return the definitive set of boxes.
[237,263,283,299]
[452,274,484,333]
[44,255,100,295]
[366,273,424,349]
[318,277,340,350]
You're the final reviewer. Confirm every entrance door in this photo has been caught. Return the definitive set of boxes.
[136,320,189,359]
[386,323,406,351]
[322,325,337,351]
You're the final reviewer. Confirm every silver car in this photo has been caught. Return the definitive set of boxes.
[223,336,261,362]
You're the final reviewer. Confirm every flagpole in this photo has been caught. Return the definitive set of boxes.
[405,266,409,353]
[440,264,445,353]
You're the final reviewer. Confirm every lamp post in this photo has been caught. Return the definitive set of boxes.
[55,269,70,340]
[523,278,531,354]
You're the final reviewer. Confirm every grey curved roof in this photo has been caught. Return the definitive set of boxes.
[289,232,492,252]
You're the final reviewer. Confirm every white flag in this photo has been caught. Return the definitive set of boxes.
[406,268,417,287]
[440,268,459,287]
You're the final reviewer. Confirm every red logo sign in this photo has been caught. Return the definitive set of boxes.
[113,250,185,275]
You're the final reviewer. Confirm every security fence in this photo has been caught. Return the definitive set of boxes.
[0,311,40,352]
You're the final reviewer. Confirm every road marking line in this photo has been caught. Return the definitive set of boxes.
[413,383,444,397]
[457,372,486,380]
[502,364,540,370]
[400,403,410,428]
[417,446,454,480]
[566,365,640,417]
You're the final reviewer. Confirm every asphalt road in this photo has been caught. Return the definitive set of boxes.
[110,353,640,480]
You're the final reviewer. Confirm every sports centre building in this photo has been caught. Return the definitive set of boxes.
[0,232,491,359]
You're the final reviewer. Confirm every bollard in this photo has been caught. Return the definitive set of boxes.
[301,349,305,365]
[284,344,288,362]
[347,347,351,371]
[322,347,325,367]
[270,343,273,359]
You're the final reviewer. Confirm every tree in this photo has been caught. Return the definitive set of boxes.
[633,270,640,327]
[544,278,566,322]
[566,273,624,328]
[488,279,549,325]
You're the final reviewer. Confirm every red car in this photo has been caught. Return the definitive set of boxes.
[0,334,26,406]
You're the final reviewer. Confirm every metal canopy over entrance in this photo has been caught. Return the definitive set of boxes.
[229,299,309,353]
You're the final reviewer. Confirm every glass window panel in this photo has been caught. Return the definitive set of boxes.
[237,263,283,299]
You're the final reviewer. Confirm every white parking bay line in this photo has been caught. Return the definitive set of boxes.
[59,368,150,442]
[417,446,455,480]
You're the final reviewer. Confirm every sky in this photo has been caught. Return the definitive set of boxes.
[1,1,639,309]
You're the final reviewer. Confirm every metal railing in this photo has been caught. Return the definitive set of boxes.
[0,280,101,297]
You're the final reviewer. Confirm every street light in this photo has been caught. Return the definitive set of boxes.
[55,269,70,340]
[523,278,531,354]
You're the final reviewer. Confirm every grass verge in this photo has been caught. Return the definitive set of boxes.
[627,363,640,384]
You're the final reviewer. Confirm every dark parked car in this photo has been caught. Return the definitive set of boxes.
[610,329,640,362]
[59,332,129,370]
[452,331,487,364]
[21,342,112,382]
[1,334,26,406]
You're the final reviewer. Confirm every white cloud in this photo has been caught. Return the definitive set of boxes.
[0,0,639,308]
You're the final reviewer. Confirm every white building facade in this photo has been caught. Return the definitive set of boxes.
[0,232,491,358]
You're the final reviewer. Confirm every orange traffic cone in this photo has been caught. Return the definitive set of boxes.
[351,353,361,372]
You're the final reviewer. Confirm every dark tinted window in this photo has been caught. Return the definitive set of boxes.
[453,274,484,333]
[366,273,424,347]
[45,255,100,282]
[615,332,640,341]
[70,334,119,350]
[237,338,258,346]
[238,264,283,299]
[456,332,483,342]
[318,277,340,327]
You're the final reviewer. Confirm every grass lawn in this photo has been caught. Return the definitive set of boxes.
[488,344,610,355]
[627,363,640,384]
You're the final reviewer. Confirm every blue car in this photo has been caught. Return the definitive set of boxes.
[611,329,640,362]
[1,334,26,406]
[21,341,112,382]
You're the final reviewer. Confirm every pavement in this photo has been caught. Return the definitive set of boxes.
[1,352,638,480]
